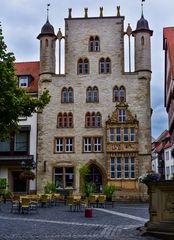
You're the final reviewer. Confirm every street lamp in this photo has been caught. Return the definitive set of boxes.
[20,160,36,194]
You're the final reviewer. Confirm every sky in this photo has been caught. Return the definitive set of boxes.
[1,0,173,139]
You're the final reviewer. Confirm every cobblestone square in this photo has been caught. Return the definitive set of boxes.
[0,202,160,239]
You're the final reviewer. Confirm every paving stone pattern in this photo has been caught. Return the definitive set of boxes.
[0,202,160,240]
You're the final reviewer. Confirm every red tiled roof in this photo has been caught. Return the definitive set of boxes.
[163,27,174,78]
[163,141,172,149]
[15,61,40,93]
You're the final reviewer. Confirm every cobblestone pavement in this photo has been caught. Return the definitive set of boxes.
[0,202,160,240]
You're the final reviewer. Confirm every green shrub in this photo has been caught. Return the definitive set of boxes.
[44,181,56,194]
[103,184,117,199]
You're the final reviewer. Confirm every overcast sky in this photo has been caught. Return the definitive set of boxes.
[1,0,173,139]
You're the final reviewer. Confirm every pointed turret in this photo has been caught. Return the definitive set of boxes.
[132,7,153,72]
[37,5,57,75]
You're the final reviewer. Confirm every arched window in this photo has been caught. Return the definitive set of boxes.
[89,36,100,52]
[87,87,92,102]
[85,112,102,127]
[84,58,89,74]
[78,58,83,74]
[63,113,68,127]
[57,113,63,128]
[96,112,101,127]
[99,58,105,73]
[77,58,89,74]
[119,86,126,102]
[91,112,96,127]
[86,112,91,127]
[106,57,111,73]
[57,112,73,128]
[93,86,99,102]
[89,36,94,51]
[94,36,100,51]
[68,87,73,103]
[113,86,119,102]
[62,87,67,103]
[68,112,73,128]
[99,57,111,74]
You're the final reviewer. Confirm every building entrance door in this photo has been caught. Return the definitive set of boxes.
[85,164,103,193]
[12,171,26,193]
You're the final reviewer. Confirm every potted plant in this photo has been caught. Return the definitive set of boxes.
[103,184,117,202]
[138,171,160,186]
[44,181,57,194]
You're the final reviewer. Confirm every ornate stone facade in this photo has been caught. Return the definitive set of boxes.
[37,7,153,200]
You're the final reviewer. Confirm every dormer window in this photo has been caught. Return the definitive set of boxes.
[18,76,29,88]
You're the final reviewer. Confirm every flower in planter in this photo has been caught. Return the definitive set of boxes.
[138,171,160,184]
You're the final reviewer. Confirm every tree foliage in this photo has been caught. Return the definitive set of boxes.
[0,24,50,139]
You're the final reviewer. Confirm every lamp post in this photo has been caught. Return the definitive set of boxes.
[20,160,36,194]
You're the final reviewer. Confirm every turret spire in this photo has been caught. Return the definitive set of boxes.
[47,3,50,21]
[141,0,145,17]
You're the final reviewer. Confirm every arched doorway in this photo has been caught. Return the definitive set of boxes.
[85,164,103,193]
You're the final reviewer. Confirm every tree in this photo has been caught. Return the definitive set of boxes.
[0,24,50,139]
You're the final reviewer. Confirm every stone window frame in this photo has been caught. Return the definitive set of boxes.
[110,156,135,179]
[85,112,102,128]
[86,86,99,103]
[82,136,103,153]
[89,36,100,52]
[108,127,136,142]
[77,57,89,75]
[57,112,73,128]
[61,87,74,103]
[54,137,75,153]
[99,57,111,74]
[54,166,74,189]
[113,85,126,102]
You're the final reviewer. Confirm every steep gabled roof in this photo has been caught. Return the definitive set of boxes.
[163,27,174,78]
[15,61,40,93]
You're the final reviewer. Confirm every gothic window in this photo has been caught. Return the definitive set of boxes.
[113,86,119,102]
[110,157,135,179]
[86,86,99,102]
[55,137,74,153]
[68,87,73,102]
[57,112,73,128]
[99,58,105,73]
[119,86,126,102]
[93,86,99,102]
[89,36,94,51]
[77,58,89,74]
[57,113,63,128]
[61,87,74,103]
[99,57,111,74]
[85,112,102,127]
[106,57,111,73]
[89,36,100,52]
[113,86,126,102]
[86,87,92,102]
[94,36,100,51]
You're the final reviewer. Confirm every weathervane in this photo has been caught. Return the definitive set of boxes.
[141,0,145,16]
[47,3,50,21]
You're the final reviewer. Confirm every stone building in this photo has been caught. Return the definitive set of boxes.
[37,6,153,200]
